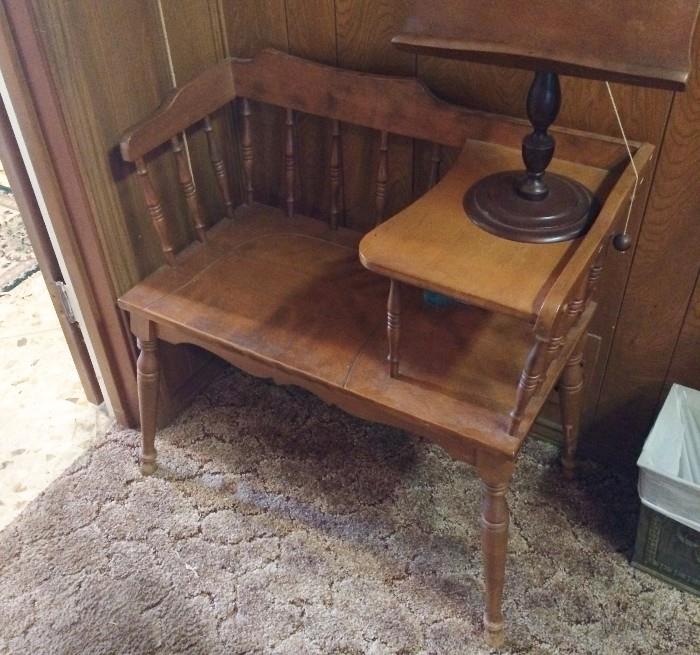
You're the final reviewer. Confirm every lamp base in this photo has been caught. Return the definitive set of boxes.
[464,171,596,244]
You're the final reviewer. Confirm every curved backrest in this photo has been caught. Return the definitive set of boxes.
[119,50,637,265]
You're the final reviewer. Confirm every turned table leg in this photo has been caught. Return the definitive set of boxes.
[137,336,160,476]
[558,338,585,480]
[478,456,514,648]
[387,279,401,377]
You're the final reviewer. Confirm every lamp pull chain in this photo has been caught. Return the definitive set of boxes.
[605,81,640,252]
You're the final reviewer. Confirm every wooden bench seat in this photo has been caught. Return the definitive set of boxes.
[116,50,654,646]
[120,202,591,461]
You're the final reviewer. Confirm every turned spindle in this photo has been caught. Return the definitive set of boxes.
[137,335,159,476]
[480,477,510,648]
[559,340,585,480]
[387,279,401,377]
[203,116,234,219]
[518,72,560,201]
[330,119,343,230]
[135,158,175,265]
[171,135,207,242]
[508,336,548,435]
[429,142,442,189]
[241,98,254,205]
[586,246,606,300]
[376,130,389,225]
[285,108,296,218]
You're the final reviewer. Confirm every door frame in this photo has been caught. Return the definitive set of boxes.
[0,94,103,406]
[0,0,139,426]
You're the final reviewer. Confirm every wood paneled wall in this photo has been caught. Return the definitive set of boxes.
[593,32,700,459]
[668,273,700,391]
[27,0,233,423]
[21,0,700,465]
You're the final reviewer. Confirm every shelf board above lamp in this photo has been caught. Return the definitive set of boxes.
[393,0,700,246]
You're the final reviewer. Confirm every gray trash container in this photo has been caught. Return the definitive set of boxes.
[632,384,700,595]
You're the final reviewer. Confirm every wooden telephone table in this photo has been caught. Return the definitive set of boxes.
[118,50,654,646]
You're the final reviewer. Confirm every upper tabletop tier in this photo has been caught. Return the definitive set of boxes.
[359,139,611,321]
[393,0,700,91]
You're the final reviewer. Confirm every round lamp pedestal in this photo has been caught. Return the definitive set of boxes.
[465,71,596,244]
[465,170,595,243]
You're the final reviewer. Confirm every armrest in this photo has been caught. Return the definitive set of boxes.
[534,142,655,337]
[120,58,236,162]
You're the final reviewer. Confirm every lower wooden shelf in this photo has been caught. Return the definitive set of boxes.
[120,203,592,461]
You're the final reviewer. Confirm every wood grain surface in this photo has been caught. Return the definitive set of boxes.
[666,272,700,392]
[335,0,416,231]
[595,26,700,459]
[159,0,238,221]
[360,142,610,318]
[30,0,182,289]
[285,0,336,220]
[222,0,288,208]
[119,202,591,461]
[17,0,700,466]
[115,52,614,642]
[394,0,699,90]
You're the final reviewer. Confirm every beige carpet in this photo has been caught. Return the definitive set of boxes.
[0,368,698,654]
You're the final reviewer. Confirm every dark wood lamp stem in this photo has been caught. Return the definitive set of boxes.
[464,70,594,244]
[518,71,561,201]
